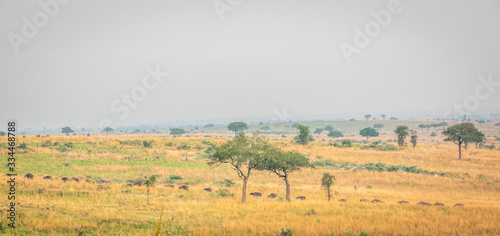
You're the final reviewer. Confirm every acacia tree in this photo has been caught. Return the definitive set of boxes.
[102,127,114,135]
[495,122,500,127]
[364,114,372,121]
[359,127,379,143]
[260,151,314,202]
[209,133,275,203]
[169,128,186,137]
[442,123,485,160]
[394,125,409,146]
[0,131,6,136]
[227,122,248,135]
[381,114,386,120]
[373,124,384,131]
[61,127,74,136]
[321,173,335,201]
[410,130,418,148]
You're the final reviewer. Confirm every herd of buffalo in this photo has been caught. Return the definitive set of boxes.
[23,173,465,207]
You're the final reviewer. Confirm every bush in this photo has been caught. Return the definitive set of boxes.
[18,142,28,149]
[169,175,183,181]
[177,143,191,150]
[305,209,317,216]
[143,140,154,148]
[214,179,235,187]
[327,130,344,138]
[430,132,437,137]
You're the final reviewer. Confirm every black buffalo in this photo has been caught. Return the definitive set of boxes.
[397,201,409,204]
[72,177,79,182]
[43,176,52,180]
[204,188,212,192]
[249,192,262,197]
[296,196,306,200]
[24,173,34,179]
[267,193,277,198]
[179,185,189,191]
[62,177,69,182]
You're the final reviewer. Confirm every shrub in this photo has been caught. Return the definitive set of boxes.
[214,179,235,187]
[305,209,317,216]
[143,140,154,148]
[430,132,437,137]
[327,130,344,138]
[177,143,191,150]
[18,142,28,149]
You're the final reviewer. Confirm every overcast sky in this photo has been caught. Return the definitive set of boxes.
[1,0,499,130]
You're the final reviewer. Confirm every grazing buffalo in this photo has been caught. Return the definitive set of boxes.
[296,196,306,200]
[204,188,212,192]
[434,202,444,206]
[417,202,431,206]
[98,180,108,183]
[338,199,347,202]
[371,199,384,203]
[86,179,95,183]
[24,173,34,179]
[62,177,69,182]
[397,201,409,204]
[133,182,143,186]
[249,192,262,197]
[126,184,133,187]
[165,184,175,188]
[43,176,52,180]
[179,185,189,191]
[72,177,79,182]
[267,193,278,198]
[454,203,464,207]
[360,199,369,202]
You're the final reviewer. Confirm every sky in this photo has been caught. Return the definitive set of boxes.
[1,0,500,130]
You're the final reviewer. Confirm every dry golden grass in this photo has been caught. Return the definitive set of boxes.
[0,134,499,235]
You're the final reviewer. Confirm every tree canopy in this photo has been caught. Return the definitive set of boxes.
[324,125,334,132]
[394,125,409,146]
[260,150,313,202]
[297,124,310,145]
[209,133,276,203]
[442,123,485,160]
[227,122,248,135]
[359,127,379,142]
[61,127,74,135]
[170,128,186,137]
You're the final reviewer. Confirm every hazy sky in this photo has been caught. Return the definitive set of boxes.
[1,0,499,129]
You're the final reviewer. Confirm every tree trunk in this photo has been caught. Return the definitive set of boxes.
[284,177,291,202]
[458,143,462,160]
[241,177,248,203]
[327,187,331,201]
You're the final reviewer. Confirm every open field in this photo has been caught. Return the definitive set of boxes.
[1,121,500,235]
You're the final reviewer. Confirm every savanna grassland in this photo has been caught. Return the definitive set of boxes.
[1,120,499,235]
